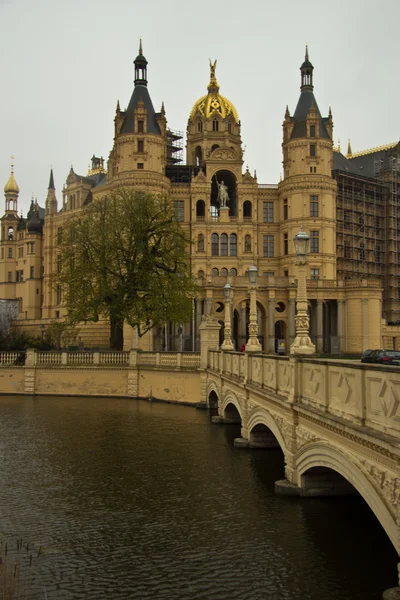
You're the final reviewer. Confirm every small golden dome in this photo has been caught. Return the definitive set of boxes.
[4,169,19,194]
[190,59,239,124]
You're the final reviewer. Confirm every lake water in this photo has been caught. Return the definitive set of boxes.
[0,395,397,599]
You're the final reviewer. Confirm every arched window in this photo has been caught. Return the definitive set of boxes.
[211,233,219,256]
[197,121,203,133]
[230,268,237,276]
[244,234,251,252]
[195,146,203,167]
[243,200,252,218]
[211,268,219,276]
[220,233,228,256]
[197,270,204,279]
[211,144,220,153]
[221,268,228,276]
[212,120,219,132]
[230,233,237,256]
[8,227,14,241]
[196,200,205,218]
[197,234,204,252]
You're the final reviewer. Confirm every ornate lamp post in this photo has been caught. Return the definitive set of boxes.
[221,283,235,351]
[290,227,316,356]
[246,265,262,352]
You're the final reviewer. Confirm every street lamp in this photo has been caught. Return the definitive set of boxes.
[221,283,235,351]
[290,226,316,356]
[245,265,262,352]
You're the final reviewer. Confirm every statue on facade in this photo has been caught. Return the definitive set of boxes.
[216,177,229,208]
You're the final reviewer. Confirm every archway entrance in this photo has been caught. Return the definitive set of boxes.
[274,320,286,354]
[211,170,237,216]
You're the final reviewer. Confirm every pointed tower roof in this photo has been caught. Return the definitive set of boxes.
[48,168,55,190]
[4,159,19,194]
[290,47,329,140]
[120,40,161,135]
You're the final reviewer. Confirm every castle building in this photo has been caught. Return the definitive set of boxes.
[1,44,398,354]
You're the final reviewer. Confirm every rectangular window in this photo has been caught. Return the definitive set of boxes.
[174,200,184,222]
[138,140,144,153]
[310,124,316,137]
[284,233,288,255]
[310,195,319,217]
[57,255,62,273]
[16,270,23,282]
[8,271,12,282]
[8,248,12,258]
[27,242,35,254]
[30,266,34,279]
[263,235,274,258]
[310,230,319,253]
[310,268,320,280]
[57,227,62,245]
[137,120,144,133]
[56,285,62,305]
[310,144,316,157]
[263,271,275,277]
[283,199,288,220]
[263,201,274,223]
[18,246,23,258]
[55,310,60,319]
[137,163,144,169]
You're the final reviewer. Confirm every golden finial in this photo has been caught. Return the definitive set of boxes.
[346,139,353,159]
[208,58,219,92]
[10,155,15,173]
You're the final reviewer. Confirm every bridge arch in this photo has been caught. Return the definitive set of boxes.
[221,391,243,423]
[247,409,287,454]
[207,381,220,409]
[295,442,399,553]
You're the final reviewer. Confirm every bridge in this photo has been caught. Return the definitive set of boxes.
[200,318,400,590]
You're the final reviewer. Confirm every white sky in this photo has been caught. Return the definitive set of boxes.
[1,0,399,215]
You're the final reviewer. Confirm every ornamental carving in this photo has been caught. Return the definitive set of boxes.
[295,315,309,331]
[211,148,237,161]
[358,457,400,515]
[248,323,258,336]
[296,426,321,449]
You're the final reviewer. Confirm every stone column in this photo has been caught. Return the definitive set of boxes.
[316,300,324,354]
[196,298,203,351]
[268,298,275,353]
[199,317,221,370]
[240,301,247,349]
[288,298,296,347]
[362,298,369,351]
[337,300,344,353]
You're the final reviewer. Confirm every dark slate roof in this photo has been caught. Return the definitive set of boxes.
[333,151,365,176]
[120,85,161,135]
[290,90,329,139]
[349,150,391,178]
[49,169,55,190]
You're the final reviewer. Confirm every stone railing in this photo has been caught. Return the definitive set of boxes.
[208,351,400,437]
[0,350,201,370]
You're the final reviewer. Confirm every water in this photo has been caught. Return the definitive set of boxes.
[0,395,397,599]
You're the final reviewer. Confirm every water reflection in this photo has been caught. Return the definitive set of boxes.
[0,396,397,599]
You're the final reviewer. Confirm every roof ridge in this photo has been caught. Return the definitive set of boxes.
[351,142,398,158]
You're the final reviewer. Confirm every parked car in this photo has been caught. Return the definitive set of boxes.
[361,349,378,363]
[374,350,400,365]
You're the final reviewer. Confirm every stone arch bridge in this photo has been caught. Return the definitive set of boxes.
[204,348,400,566]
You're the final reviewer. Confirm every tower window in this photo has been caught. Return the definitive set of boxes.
[283,199,288,220]
[8,272,12,282]
[310,125,316,137]
[284,233,288,255]
[197,121,203,133]
[138,140,144,153]
[263,235,274,257]
[212,120,219,132]
[263,201,273,223]
[310,230,319,253]
[30,266,35,278]
[310,144,316,157]
[137,163,144,169]
[310,195,319,217]
[137,120,144,133]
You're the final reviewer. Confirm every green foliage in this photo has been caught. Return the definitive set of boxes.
[0,327,52,351]
[53,189,197,348]
[45,320,79,350]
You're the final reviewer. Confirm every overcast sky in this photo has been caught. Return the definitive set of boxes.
[1,0,399,215]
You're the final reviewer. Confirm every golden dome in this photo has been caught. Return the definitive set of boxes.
[190,59,239,124]
[4,168,19,194]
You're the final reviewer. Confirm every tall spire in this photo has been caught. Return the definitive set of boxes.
[300,45,314,91]
[48,168,55,190]
[134,38,148,86]
[346,139,353,159]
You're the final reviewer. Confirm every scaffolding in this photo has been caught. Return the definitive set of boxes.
[334,143,400,322]
[166,129,184,166]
